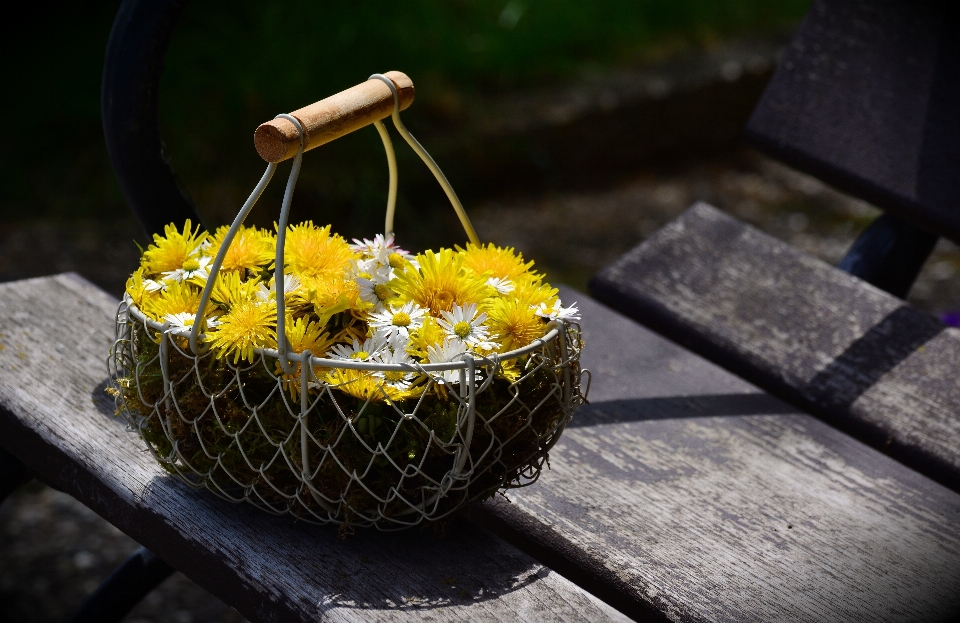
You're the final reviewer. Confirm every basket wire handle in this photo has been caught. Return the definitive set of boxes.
[273,113,306,375]
[190,74,479,357]
[188,161,278,355]
[371,118,398,237]
[368,73,480,246]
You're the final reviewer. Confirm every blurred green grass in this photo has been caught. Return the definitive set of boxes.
[0,0,808,237]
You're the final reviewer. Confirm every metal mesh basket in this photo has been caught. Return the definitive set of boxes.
[108,73,585,529]
[110,302,582,529]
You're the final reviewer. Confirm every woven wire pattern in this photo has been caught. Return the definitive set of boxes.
[110,299,584,530]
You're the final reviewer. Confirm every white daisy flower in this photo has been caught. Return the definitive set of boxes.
[351,234,415,272]
[277,274,301,295]
[351,256,378,277]
[356,266,395,310]
[426,339,467,385]
[534,300,581,322]
[386,331,412,355]
[486,276,515,294]
[350,233,392,257]
[328,334,389,361]
[327,334,389,361]
[437,303,494,351]
[144,278,166,293]
[163,312,195,336]
[368,301,427,340]
[372,347,418,391]
[162,312,219,336]
[161,255,211,284]
[255,283,270,302]
[383,246,415,272]
[256,274,302,301]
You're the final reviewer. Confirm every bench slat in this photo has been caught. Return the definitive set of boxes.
[591,202,960,492]
[744,0,960,241]
[0,273,629,623]
[472,286,960,622]
[9,272,960,621]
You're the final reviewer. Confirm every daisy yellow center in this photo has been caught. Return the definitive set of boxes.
[392,312,412,327]
[384,371,406,382]
[374,283,392,301]
[388,253,405,269]
[351,351,370,360]
[453,320,472,339]
[183,258,201,272]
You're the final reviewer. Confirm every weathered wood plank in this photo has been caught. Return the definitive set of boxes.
[745,0,960,242]
[10,272,960,622]
[0,273,629,623]
[471,286,960,622]
[591,202,960,492]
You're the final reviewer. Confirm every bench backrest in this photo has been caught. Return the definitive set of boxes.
[102,0,202,237]
[745,0,960,242]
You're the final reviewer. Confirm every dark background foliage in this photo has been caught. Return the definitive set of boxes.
[0,0,807,241]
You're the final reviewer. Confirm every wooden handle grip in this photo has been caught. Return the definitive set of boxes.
[253,71,415,163]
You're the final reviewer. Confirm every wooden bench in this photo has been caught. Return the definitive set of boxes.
[5,0,960,620]
[5,273,960,621]
[590,0,960,494]
[592,203,960,491]
[473,287,960,621]
[0,273,630,622]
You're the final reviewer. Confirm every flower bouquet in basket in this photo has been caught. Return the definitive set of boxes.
[110,72,585,530]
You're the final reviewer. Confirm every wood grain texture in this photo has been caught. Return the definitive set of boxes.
[474,287,960,622]
[745,0,960,241]
[0,273,628,623]
[8,273,960,622]
[591,202,960,493]
[254,71,415,163]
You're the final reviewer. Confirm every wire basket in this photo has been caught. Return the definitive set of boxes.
[109,73,585,529]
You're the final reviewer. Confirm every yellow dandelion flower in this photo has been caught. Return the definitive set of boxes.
[497,358,522,383]
[141,220,207,276]
[285,316,335,356]
[406,316,446,359]
[203,225,275,274]
[125,267,149,307]
[207,299,277,363]
[141,281,202,322]
[457,242,539,281]
[394,248,491,315]
[511,276,559,308]
[322,368,422,403]
[300,275,363,325]
[276,316,336,398]
[329,320,368,347]
[282,221,357,281]
[484,297,546,352]
[209,271,261,311]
